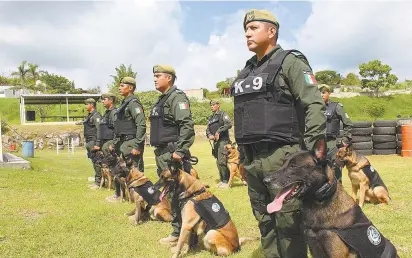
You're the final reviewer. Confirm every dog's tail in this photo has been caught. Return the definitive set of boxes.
[239,236,259,246]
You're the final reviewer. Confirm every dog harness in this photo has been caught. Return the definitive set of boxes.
[362,165,389,192]
[192,195,231,233]
[329,206,398,258]
[133,181,161,207]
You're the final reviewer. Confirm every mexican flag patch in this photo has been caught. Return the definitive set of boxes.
[303,71,317,85]
[135,107,142,114]
[178,102,188,110]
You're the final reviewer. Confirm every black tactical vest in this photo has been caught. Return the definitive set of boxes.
[149,89,179,147]
[230,50,302,145]
[84,111,97,141]
[207,112,229,141]
[362,165,389,193]
[325,102,340,137]
[99,108,117,140]
[114,97,142,138]
[330,206,398,258]
[133,181,161,207]
[192,195,231,233]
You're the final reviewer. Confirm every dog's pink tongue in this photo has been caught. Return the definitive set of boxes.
[267,187,294,213]
[159,186,168,201]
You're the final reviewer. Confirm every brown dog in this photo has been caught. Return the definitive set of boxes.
[263,137,398,258]
[156,161,258,258]
[99,165,113,190]
[223,143,247,187]
[125,167,172,224]
[336,143,390,208]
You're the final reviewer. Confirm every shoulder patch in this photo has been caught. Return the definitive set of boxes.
[178,102,189,110]
[303,71,317,85]
[135,107,142,114]
[345,113,349,118]
[224,115,229,120]
[338,103,344,107]
[96,117,100,123]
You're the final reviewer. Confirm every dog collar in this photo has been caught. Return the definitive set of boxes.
[314,167,338,202]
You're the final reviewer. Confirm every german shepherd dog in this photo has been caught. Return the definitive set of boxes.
[263,137,398,258]
[222,143,247,187]
[155,160,258,258]
[336,143,391,208]
[90,150,114,190]
[125,166,172,224]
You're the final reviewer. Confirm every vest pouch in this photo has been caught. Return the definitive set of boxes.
[240,99,297,139]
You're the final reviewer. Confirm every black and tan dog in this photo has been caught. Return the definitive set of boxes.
[125,167,172,224]
[222,143,247,187]
[263,137,398,258]
[336,143,391,208]
[155,161,258,258]
[90,150,114,190]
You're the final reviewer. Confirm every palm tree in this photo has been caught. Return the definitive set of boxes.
[108,64,137,97]
[11,60,29,82]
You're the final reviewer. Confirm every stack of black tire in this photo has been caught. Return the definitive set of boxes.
[351,121,373,155]
[372,120,397,155]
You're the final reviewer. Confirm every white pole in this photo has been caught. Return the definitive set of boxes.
[0,115,3,162]
[67,137,70,159]
[71,137,74,153]
[56,138,59,155]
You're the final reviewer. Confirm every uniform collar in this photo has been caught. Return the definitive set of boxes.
[123,94,135,103]
[247,44,283,67]
[162,86,176,97]
[213,110,221,115]
[88,109,96,115]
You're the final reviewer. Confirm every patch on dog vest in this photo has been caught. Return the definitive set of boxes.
[362,165,389,193]
[134,181,161,207]
[192,195,231,233]
[330,206,398,258]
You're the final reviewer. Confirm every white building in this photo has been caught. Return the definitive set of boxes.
[0,86,30,98]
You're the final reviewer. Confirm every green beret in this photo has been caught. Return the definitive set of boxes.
[244,9,279,29]
[318,84,331,92]
[101,93,116,101]
[121,77,136,86]
[210,99,219,105]
[84,98,96,104]
[153,65,176,76]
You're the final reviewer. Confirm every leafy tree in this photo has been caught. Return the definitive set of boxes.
[341,73,361,86]
[315,70,342,85]
[11,60,29,83]
[40,72,78,93]
[359,60,398,96]
[108,64,137,98]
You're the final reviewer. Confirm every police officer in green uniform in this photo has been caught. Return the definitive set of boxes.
[149,65,195,246]
[106,77,147,202]
[231,9,326,258]
[319,84,353,183]
[98,93,117,156]
[206,99,232,189]
[83,98,102,190]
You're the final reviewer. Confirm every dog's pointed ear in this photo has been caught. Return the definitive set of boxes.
[312,136,327,164]
[231,142,237,148]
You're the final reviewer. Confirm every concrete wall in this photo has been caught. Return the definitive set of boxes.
[183,88,205,101]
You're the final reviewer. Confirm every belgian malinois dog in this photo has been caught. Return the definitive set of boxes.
[90,150,114,190]
[155,161,258,258]
[336,143,391,208]
[222,143,247,187]
[125,167,172,224]
[263,137,398,258]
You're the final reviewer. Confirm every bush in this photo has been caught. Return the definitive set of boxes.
[364,102,386,120]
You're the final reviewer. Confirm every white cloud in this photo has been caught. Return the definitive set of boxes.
[1,0,411,94]
[294,1,412,80]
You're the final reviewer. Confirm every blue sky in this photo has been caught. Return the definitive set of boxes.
[181,1,312,45]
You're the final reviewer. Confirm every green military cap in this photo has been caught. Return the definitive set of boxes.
[210,99,219,105]
[121,77,136,86]
[244,9,280,29]
[318,84,331,92]
[153,64,176,76]
[84,98,96,104]
[101,93,116,101]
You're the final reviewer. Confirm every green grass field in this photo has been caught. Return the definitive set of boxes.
[1,139,411,257]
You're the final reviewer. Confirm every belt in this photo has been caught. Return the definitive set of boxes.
[246,141,284,155]
[119,134,135,141]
